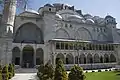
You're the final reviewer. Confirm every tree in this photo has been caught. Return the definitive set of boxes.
[43,62,54,80]
[37,62,54,80]
[54,59,68,80]
[8,64,14,79]
[68,65,86,80]
[2,65,9,80]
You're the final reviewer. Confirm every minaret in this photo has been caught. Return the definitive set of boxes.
[1,0,17,36]
[0,0,17,65]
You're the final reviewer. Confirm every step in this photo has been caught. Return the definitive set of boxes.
[15,68,38,73]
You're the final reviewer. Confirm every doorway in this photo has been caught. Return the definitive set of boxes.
[22,45,34,68]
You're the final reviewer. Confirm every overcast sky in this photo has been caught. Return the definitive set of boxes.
[23,0,120,28]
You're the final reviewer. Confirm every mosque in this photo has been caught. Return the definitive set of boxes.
[0,3,120,69]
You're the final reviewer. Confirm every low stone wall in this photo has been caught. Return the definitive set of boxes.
[65,63,117,70]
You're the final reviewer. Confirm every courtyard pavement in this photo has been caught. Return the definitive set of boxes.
[10,73,39,80]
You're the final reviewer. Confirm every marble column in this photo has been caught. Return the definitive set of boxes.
[34,49,36,67]
[20,50,22,67]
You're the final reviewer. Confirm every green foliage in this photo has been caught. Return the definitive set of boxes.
[2,65,8,73]
[8,64,14,78]
[12,64,15,76]
[54,59,68,80]
[0,72,2,80]
[109,69,111,71]
[8,72,13,79]
[0,64,2,80]
[2,65,9,80]
[37,63,54,80]
[37,64,44,79]
[98,69,101,72]
[68,65,86,80]
[43,63,54,80]
[0,64,2,73]
[92,71,95,72]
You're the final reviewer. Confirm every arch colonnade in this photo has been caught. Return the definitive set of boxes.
[12,43,44,68]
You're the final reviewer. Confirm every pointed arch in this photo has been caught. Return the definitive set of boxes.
[94,54,100,63]
[80,54,86,64]
[56,53,65,64]
[75,27,93,40]
[55,28,70,39]
[12,47,20,65]
[14,22,44,44]
[66,53,74,64]
[36,48,44,65]
[22,45,34,68]
[100,56,103,63]
[87,53,93,63]
[110,54,116,62]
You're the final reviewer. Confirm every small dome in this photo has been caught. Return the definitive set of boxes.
[84,14,93,19]
[105,15,114,19]
[44,4,53,7]
[92,16,100,20]
[55,14,62,19]
[85,19,95,24]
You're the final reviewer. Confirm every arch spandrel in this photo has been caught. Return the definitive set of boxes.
[75,27,93,41]
[55,28,70,39]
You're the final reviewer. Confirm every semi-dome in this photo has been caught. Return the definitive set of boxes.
[84,14,93,19]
